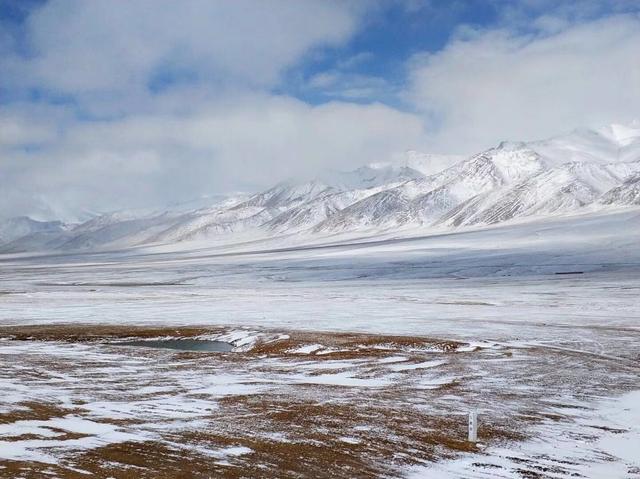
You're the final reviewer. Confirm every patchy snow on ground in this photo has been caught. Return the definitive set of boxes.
[408,391,640,479]
[288,343,325,354]
[0,208,639,477]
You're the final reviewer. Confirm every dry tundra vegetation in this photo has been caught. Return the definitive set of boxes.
[1,324,638,478]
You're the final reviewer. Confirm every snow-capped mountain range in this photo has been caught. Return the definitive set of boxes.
[2,122,640,253]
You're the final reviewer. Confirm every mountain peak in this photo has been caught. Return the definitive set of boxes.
[3,122,640,253]
[495,140,527,152]
[597,122,640,146]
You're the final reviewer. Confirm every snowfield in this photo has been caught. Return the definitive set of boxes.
[1,123,640,477]
[1,206,640,478]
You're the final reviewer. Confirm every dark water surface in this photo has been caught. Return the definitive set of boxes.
[115,339,234,352]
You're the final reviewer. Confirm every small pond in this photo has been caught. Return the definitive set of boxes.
[115,339,234,352]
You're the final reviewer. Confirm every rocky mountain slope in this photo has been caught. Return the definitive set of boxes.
[2,122,639,253]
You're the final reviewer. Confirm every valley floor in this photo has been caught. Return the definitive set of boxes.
[1,209,639,478]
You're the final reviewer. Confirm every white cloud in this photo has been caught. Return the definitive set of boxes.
[307,71,391,100]
[2,0,361,98]
[3,1,639,222]
[0,115,55,148]
[1,0,416,220]
[0,95,427,220]
[407,14,640,153]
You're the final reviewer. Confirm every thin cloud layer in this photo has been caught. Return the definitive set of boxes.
[0,96,427,221]
[407,14,640,153]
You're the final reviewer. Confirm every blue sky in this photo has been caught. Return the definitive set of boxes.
[2,1,482,103]
[289,1,499,103]
[1,0,639,220]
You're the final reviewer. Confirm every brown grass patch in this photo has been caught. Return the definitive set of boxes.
[0,324,529,478]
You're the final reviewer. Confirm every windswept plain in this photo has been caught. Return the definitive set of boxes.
[3,2,640,477]
[1,208,639,478]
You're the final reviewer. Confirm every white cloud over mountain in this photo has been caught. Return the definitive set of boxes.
[0,95,428,221]
[407,14,640,153]
[1,1,639,221]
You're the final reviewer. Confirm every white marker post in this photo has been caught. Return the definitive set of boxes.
[468,411,478,443]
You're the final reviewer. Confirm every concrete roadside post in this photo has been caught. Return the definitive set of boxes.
[468,411,478,442]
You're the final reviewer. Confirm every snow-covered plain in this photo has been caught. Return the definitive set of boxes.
[1,206,640,477]
[2,123,640,477]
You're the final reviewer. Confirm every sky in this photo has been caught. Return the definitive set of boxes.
[1,0,639,221]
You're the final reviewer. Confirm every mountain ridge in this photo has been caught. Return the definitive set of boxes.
[2,122,640,253]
